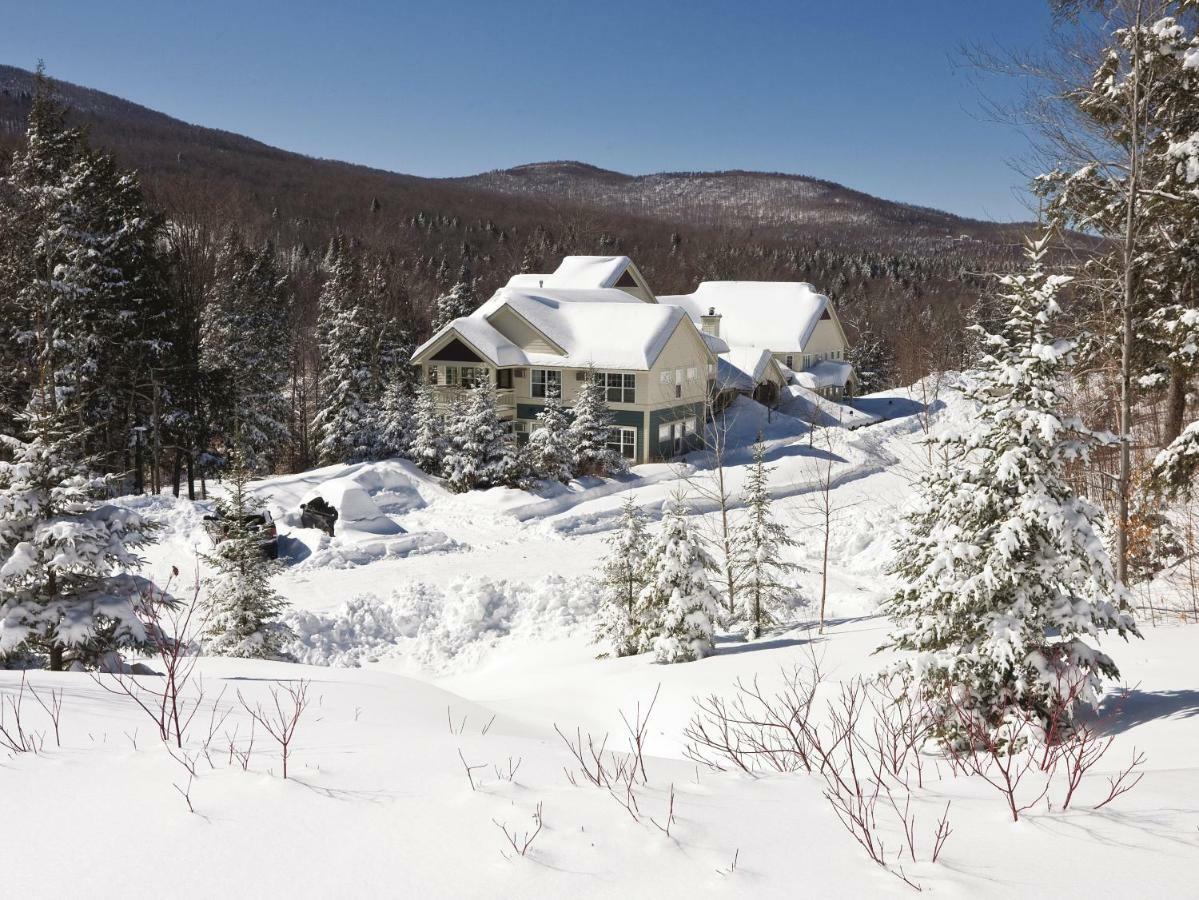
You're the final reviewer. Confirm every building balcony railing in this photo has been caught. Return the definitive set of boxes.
[430,385,516,414]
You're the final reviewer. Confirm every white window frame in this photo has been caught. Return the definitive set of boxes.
[595,371,635,404]
[607,426,637,461]
[531,369,562,399]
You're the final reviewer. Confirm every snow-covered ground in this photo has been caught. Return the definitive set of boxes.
[3,382,1196,898]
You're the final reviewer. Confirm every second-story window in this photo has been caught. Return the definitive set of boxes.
[594,372,635,404]
[531,369,562,399]
[460,366,490,388]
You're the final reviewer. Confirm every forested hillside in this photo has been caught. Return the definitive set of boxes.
[0,63,1035,384]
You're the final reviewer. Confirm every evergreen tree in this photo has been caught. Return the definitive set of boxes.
[883,237,1139,742]
[528,387,575,483]
[410,386,446,476]
[442,382,517,492]
[0,381,162,671]
[375,372,414,460]
[569,377,626,477]
[432,280,476,331]
[201,447,293,659]
[201,233,293,472]
[311,236,375,464]
[637,495,719,663]
[734,440,797,638]
[847,329,897,394]
[595,497,648,657]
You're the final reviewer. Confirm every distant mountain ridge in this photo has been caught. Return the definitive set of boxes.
[450,160,1018,242]
[0,64,1031,255]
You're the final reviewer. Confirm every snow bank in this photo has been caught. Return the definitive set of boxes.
[286,574,598,670]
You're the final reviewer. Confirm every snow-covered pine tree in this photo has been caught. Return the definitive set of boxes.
[432,280,476,331]
[201,446,293,659]
[442,381,516,492]
[201,233,293,472]
[0,378,162,671]
[410,386,446,476]
[0,65,81,433]
[528,387,575,483]
[569,376,626,477]
[311,236,375,464]
[883,236,1139,741]
[594,496,648,657]
[637,494,719,663]
[375,372,414,460]
[734,440,797,639]
[847,329,897,394]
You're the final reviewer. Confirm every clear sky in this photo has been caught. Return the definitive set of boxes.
[1,0,1056,221]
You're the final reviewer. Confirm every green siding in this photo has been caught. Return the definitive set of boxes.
[515,404,647,463]
[648,401,707,461]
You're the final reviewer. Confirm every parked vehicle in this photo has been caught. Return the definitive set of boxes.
[203,509,280,559]
[300,496,338,536]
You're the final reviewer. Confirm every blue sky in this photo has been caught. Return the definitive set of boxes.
[2,0,1055,220]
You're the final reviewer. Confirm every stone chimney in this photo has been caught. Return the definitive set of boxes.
[700,306,722,338]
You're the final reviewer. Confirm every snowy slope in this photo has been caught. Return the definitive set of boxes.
[3,381,1196,898]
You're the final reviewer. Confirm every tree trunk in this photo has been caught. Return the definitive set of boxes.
[172,447,183,498]
[1164,361,1187,446]
[1116,15,1143,590]
[49,642,63,672]
[186,451,196,501]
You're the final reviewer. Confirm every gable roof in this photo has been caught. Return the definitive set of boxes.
[412,285,700,371]
[544,256,632,289]
[715,346,779,391]
[660,281,830,350]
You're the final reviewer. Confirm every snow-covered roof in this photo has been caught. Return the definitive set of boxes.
[505,273,549,288]
[714,346,777,391]
[660,281,830,350]
[543,256,632,289]
[794,360,854,390]
[412,285,700,371]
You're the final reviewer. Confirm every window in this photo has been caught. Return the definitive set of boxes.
[660,371,674,385]
[785,355,794,369]
[684,416,698,434]
[444,366,459,386]
[658,423,671,443]
[594,372,635,404]
[531,369,561,399]
[686,367,698,381]
[496,369,513,390]
[674,384,682,399]
[460,366,490,388]
[607,426,637,460]
[427,366,439,385]
[707,363,715,377]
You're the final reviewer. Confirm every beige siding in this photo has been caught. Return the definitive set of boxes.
[486,306,562,355]
[511,319,711,413]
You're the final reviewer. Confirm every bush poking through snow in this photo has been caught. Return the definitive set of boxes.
[237,679,310,780]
